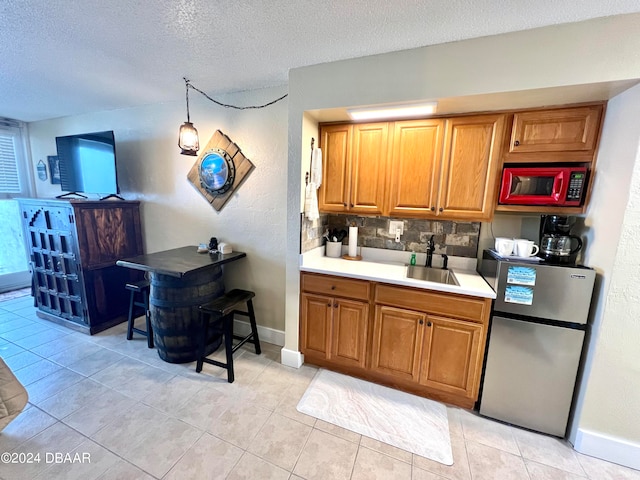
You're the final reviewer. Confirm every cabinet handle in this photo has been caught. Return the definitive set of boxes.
[439,207,443,212]
[331,285,336,290]
[430,206,435,211]
[427,321,432,327]
[327,303,332,307]
[514,140,520,146]
[419,319,424,325]
[343,202,347,207]
[350,203,354,208]
[334,302,338,308]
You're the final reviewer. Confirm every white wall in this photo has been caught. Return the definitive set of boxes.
[285,13,640,464]
[570,84,640,466]
[28,86,289,336]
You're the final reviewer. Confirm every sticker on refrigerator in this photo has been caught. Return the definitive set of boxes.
[504,285,534,305]
[506,266,536,286]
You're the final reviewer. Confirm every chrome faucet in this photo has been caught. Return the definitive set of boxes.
[425,235,435,268]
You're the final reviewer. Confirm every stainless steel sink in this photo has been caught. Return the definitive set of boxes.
[406,265,459,286]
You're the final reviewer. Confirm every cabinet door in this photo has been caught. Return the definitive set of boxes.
[387,119,444,217]
[22,203,86,324]
[331,298,369,369]
[349,123,389,215]
[74,204,143,269]
[319,124,352,212]
[509,105,603,154]
[439,114,505,221]
[371,305,425,382]
[419,315,483,399]
[300,293,332,359]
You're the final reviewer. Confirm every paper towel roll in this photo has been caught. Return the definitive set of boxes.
[348,226,358,257]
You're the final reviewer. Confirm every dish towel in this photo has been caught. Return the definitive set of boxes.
[304,148,322,221]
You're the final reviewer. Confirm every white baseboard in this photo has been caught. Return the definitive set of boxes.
[233,319,284,347]
[232,319,304,368]
[0,271,30,293]
[573,428,640,470]
[280,348,304,369]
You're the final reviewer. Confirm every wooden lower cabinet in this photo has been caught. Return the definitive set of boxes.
[300,272,490,408]
[332,298,369,369]
[301,292,369,369]
[300,293,332,359]
[371,306,484,402]
[370,306,425,382]
[418,314,483,400]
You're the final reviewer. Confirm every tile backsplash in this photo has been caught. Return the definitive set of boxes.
[301,213,480,258]
[300,213,330,253]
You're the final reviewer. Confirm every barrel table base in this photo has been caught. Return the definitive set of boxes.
[149,268,225,363]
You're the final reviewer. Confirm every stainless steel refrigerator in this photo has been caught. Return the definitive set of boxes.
[478,249,595,437]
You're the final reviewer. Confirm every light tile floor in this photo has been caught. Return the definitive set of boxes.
[1,293,639,480]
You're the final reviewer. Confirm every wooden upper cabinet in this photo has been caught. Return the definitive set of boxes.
[319,124,352,212]
[507,104,603,160]
[319,123,388,214]
[387,119,444,217]
[438,114,505,221]
[350,123,389,215]
[318,103,604,220]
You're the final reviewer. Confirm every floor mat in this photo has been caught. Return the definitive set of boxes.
[297,369,453,465]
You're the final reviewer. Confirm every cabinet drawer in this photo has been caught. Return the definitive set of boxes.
[302,273,370,301]
[375,284,489,323]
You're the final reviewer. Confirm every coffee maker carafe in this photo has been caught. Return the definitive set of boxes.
[539,215,583,264]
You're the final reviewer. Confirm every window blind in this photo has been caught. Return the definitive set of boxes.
[0,133,21,193]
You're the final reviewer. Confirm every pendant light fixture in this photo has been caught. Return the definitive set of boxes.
[178,78,199,156]
[177,77,288,156]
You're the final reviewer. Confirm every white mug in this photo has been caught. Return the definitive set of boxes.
[495,237,515,256]
[514,239,539,257]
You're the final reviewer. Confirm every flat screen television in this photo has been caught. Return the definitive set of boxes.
[56,130,120,198]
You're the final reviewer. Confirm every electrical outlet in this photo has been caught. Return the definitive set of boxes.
[389,221,404,235]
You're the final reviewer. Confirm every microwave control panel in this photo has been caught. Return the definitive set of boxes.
[566,172,586,201]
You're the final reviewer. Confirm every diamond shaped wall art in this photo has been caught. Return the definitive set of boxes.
[187,130,255,211]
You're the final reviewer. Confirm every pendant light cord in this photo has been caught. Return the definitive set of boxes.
[185,78,191,122]
[183,77,287,110]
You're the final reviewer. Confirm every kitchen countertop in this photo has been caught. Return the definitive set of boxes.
[300,246,496,299]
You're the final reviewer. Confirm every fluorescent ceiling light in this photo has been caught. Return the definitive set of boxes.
[347,102,438,121]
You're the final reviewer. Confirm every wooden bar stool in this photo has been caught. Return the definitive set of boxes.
[125,279,153,348]
[196,289,261,383]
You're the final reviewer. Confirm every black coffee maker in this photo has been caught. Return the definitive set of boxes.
[538,215,583,265]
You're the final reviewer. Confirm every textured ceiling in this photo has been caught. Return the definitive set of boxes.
[2,0,640,122]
